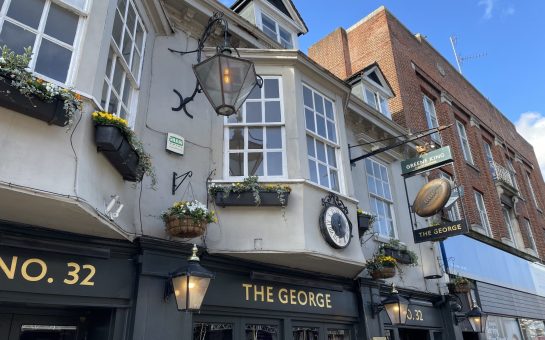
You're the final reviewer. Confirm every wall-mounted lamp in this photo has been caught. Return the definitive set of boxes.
[170,12,262,118]
[455,299,488,333]
[372,284,410,325]
[164,244,215,311]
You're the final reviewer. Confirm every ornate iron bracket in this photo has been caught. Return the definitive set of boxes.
[172,170,193,195]
[321,193,349,215]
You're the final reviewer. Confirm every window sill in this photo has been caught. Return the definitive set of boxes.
[466,162,480,173]
[470,224,490,237]
[373,233,401,245]
[500,237,516,248]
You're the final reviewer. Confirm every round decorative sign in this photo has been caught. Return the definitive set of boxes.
[319,205,352,249]
[413,178,452,217]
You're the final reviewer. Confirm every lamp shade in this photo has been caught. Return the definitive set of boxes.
[467,306,487,333]
[170,258,215,311]
[382,293,409,325]
[193,52,258,116]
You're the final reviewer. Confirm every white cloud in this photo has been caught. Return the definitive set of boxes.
[515,112,545,178]
[478,0,495,19]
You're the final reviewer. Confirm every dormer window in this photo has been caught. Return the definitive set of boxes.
[260,13,293,49]
[363,86,390,118]
[351,66,394,119]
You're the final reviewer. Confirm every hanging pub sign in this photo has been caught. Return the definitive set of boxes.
[413,220,469,243]
[401,146,453,177]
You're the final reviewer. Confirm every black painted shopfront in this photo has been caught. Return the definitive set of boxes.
[0,223,138,340]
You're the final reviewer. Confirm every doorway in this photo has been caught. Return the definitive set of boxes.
[398,328,430,340]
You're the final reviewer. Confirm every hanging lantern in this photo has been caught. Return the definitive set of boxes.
[466,305,488,333]
[381,285,409,325]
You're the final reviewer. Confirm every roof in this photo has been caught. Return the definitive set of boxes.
[230,0,309,34]
[346,62,395,97]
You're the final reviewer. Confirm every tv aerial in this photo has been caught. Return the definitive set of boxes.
[449,35,487,74]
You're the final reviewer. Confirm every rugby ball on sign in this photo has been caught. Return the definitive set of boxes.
[413,178,452,217]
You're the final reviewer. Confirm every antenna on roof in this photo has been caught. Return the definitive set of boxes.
[449,35,487,74]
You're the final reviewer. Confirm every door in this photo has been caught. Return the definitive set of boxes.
[398,328,430,340]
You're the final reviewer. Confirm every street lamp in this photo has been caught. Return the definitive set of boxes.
[455,299,488,333]
[170,12,262,118]
[373,284,409,325]
[166,244,215,311]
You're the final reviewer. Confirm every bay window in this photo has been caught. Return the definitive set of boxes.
[0,0,86,84]
[100,0,146,125]
[225,77,285,179]
[304,84,340,191]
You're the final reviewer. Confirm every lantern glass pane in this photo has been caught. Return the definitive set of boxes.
[234,62,258,112]
[172,275,188,311]
[384,300,408,325]
[194,56,222,108]
[188,276,211,310]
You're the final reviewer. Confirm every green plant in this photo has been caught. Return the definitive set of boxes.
[92,111,156,186]
[357,208,376,225]
[208,176,291,207]
[0,46,82,126]
[364,254,397,272]
[161,200,216,224]
[451,275,470,286]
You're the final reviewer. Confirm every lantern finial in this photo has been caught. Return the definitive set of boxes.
[189,244,200,261]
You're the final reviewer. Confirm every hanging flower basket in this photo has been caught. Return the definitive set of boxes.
[165,215,207,238]
[370,267,396,279]
[448,281,472,294]
[162,200,216,238]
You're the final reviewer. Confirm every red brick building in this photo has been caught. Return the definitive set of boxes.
[309,6,545,261]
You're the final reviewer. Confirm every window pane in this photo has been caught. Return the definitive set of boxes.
[367,176,376,194]
[303,86,313,108]
[0,21,36,55]
[246,102,262,123]
[306,136,315,157]
[126,4,137,32]
[34,39,72,82]
[316,115,326,138]
[266,127,282,149]
[247,84,261,99]
[327,145,337,167]
[324,100,334,119]
[63,0,86,11]
[7,0,45,29]
[327,121,337,143]
[248,128,263,149]
[100,81,109,109]
[194,323,233,340]
[248,153,264,176]
[246,324,279,340]
[229,153,243,176]
[264,79,279,98]
[122,76,131,105]
[131,49,141,81]
[135,22,144,51]
[308,159,318,183]
[106,48,115,79]
[227,110,243,124]
[262,25,277,41]
[293,327,319,340]
[316,141,326,162]
[117,0,128,14]
[318,164,328,187]
[365,159,373,175]
[44,3,79,45]
[265,101,281,122]
[305,108,315,132]
[112,58,124,91]
[122,28,133,64]
[267,152,283,176]
[314,93,324,113]
[330,169,339,191]
[229,128,244,150]
[112,11,124,47]
[365,88,377,109]
[328,329,349,340]
[108,90,119,113]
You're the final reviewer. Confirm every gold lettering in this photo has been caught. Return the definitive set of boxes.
[21,258,47,282]
[242,283,252,301]
[406,309,413,320]
[278,288,288,304]
[266,286,274,302]
[316,293,325,307]
[297,291,308,305]
[325,294,332,308]
[289,289,297,305]
[0,256,17,279]
[254,285,265,302]
[63,262,80,285]
[308,292,316,306]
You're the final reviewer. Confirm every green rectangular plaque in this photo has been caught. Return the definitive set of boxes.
[401,146,453,177]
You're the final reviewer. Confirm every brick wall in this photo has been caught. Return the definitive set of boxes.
[309,6,545,260]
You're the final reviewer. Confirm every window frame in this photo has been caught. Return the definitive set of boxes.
[363,85,391,119]
[0,0,88,86]
[501,206,517,246]
[258,11,294,49]
[456,120,474,164]
[526,172,541,210]
[365,158,398,239]
[423,95,441,144]
[439,172,462,222]
[223,76,287,181]
[474,191,492,237]
[100,0,147,127]
[523,219,537,252]
[303,83,342,193]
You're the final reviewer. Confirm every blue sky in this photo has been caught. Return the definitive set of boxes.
[220,0,545,175]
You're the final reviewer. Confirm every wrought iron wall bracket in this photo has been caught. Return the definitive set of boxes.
[172,171,193,196]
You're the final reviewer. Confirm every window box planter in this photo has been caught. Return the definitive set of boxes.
[0,75,68,126]
[369,266,396,279]
[382,247,413,265]
[357,214,372,236]
[94,124,141,182]
[214,191,290,207]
